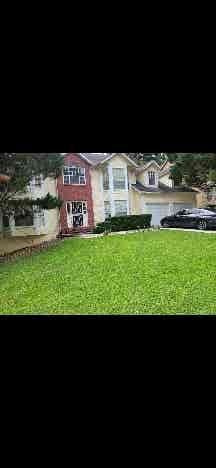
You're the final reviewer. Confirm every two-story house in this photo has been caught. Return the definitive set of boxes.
[58,153,198,231]
[58,153,138,233]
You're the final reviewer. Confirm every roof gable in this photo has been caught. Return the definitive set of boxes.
[136,160,161,173]
[80,153,138,168]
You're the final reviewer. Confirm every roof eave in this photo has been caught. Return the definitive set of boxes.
[136,160,162,173]
[94,153,138,168]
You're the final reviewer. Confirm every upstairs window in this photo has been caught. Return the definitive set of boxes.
[148,171,156,186]
[64,166,86,185]
[103,168,109,190]
[113,168,126,191]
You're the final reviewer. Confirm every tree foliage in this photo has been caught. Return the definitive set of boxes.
[126,153,166,166]
[166,153,216,186]
[126,152,216,187]
[0,153,64,214]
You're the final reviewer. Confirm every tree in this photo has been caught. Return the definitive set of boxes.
[166,153,216,187]
[0,153,63,217]
[126,153,166,166]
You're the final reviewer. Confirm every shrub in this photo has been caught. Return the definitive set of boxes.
[93,214,152,234]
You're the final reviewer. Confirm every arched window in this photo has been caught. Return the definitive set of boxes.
[148,171,156,186]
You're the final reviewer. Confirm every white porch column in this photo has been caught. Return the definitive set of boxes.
[34,211,41,235]
[108,163,115,217]
[9,214,15,236]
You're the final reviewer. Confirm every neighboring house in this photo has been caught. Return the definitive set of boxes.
[60,153,197,229]
[0,176,59,240]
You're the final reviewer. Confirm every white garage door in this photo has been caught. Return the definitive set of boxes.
[173,203,194,214]
[145,203,170,226]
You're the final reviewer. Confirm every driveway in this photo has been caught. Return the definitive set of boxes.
[160,228,216,233]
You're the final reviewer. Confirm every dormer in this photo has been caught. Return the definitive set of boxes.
[136,161,161,188]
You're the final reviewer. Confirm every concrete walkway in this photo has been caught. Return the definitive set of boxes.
[160,228,216,234]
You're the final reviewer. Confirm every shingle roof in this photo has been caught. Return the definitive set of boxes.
[132,181,196,193]
[80,153,138,167]
[81,153,112,166]
[136,160,161,173]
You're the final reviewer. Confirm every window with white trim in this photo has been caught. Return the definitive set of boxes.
[63,166,86,185]
[148,171,156,186]
[114,200,127,217]
[14,208,34,227]
[103,168,109,190]
[104,201,111,219]
[113,168,126,191]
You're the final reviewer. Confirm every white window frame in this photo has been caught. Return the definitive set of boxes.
[103,168,109,191]
[63,166,86,185]
[14,208,34,228]
[66,201,87,215]
[113,168,126,191]
[148,171,156,186]
[114,200,128,217]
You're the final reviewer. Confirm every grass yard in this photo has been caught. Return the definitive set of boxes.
[1,230,216,314]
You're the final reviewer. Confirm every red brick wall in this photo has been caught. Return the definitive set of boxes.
[57,153,95,232]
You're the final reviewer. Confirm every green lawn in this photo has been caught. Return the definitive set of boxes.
[1,231,216,314]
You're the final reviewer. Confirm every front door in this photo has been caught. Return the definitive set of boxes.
[66,201,88,229]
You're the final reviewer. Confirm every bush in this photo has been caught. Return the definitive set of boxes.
[93,214,152,234]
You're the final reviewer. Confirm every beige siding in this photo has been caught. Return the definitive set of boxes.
[111,155,129,168]
[130,191,141,215]
[91,155,133,224]
[1,177,59,240]
[128,168,136,185]
[141,192,197,205]
[90,168,105,225]
[160,174,173,188]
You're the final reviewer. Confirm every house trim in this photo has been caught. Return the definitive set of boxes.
[136,160,162,173]
[80,153,139,168]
